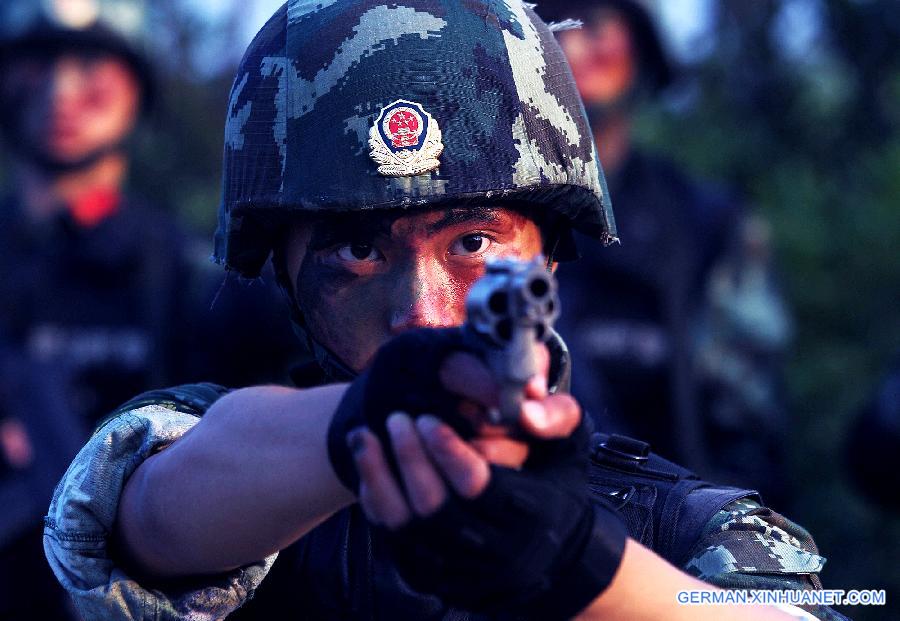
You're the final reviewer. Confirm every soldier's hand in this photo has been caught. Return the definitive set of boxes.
[326,327,576,492]
[437,344,580,468]
[348,387,579,529]
[352,406,628,619]
[337,329,626,618]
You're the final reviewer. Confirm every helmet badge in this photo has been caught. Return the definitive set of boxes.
[368,100,443,177]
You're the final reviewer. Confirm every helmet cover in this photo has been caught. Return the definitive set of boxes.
[215,0,617,277]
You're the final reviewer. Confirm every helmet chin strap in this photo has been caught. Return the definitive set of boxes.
[308,337,359,383]
[271,259,359,382]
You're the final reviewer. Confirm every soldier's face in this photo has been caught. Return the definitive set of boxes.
[2,51,141,164]
[285,207,544,372]
[558,10,636,106]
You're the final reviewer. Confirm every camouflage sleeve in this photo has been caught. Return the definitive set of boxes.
[44,402,276,621]
[683,497,848,620]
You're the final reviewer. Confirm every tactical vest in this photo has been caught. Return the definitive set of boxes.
[110,384,756,620]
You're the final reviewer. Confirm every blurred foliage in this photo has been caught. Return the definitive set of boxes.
[109,0,900,618]
[635,1,900,618]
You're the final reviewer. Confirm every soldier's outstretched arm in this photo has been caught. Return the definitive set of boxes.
[45,331,569,619]
[577,540,811,620]
[114,334,566,580]
[115,383,356,577]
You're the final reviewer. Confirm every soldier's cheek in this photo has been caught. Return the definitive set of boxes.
[447,271,478,322]
[296,260,390,373]
[418,262,470,327]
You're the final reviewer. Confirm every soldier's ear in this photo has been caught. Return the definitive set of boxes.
[272,222,304,300]
[270,244,293,300]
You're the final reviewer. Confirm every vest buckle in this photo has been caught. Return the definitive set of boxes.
[593,433,650,463]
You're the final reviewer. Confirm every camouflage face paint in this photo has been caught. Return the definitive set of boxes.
[287,206,543,372]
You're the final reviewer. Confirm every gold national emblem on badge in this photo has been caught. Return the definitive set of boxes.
[369,100,443,177]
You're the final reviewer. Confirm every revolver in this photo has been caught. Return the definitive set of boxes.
[463,256,560,425]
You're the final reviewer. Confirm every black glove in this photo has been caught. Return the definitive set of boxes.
[381,416,628,620]
[327,327,478,492]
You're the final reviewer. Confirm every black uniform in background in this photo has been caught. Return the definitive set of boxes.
[0,194,300,620]
[557,150,789,505]
[847,358,900,512]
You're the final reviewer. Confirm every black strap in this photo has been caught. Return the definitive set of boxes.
[588,432,757,566]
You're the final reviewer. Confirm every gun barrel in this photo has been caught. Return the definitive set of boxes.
[464,257,560,424]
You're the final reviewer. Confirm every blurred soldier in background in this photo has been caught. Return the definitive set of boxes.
[536,0,792,503]
[0,0,175,424]
[0,1,296,617]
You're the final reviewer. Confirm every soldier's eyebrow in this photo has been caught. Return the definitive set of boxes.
[307,213,399,249]
[425,207,503,234]
[307,207,503,248]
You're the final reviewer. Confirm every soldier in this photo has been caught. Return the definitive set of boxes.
[0,1,295,617]
[0,0,300,425]
[535,0,792,500]
[0,2,164,617]
[44,2,844,620]
[0,0,182,424]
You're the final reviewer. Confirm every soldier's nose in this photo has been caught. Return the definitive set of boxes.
[389,293,454,333]
[389,265,458,334]
[49,59,85,114]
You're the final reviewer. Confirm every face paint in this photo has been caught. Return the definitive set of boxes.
[286,207,544,373]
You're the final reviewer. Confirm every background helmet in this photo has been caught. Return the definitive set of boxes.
[214,0,618,279]
[0,0,155,113]
[535,0,673,94]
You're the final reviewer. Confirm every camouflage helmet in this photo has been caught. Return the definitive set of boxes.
[535,0,673,94]
[214,0,617,278]
[0,0,155,111]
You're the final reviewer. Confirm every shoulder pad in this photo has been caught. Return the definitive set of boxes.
[587,432,757,565]
[94,382,231,433]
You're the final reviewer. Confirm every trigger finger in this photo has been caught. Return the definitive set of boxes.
[535,343,550,378]
[524,344,551,400]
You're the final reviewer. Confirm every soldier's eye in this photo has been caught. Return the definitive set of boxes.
[336,242,381,262]
[449,234,492,256]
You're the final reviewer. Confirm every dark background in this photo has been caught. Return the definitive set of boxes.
[634,4,900,619]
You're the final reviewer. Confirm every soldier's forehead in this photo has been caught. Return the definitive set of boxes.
[298,206,528,233]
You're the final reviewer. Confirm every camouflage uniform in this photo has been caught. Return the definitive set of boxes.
[685,497,845,620]
[42,1,845,619]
